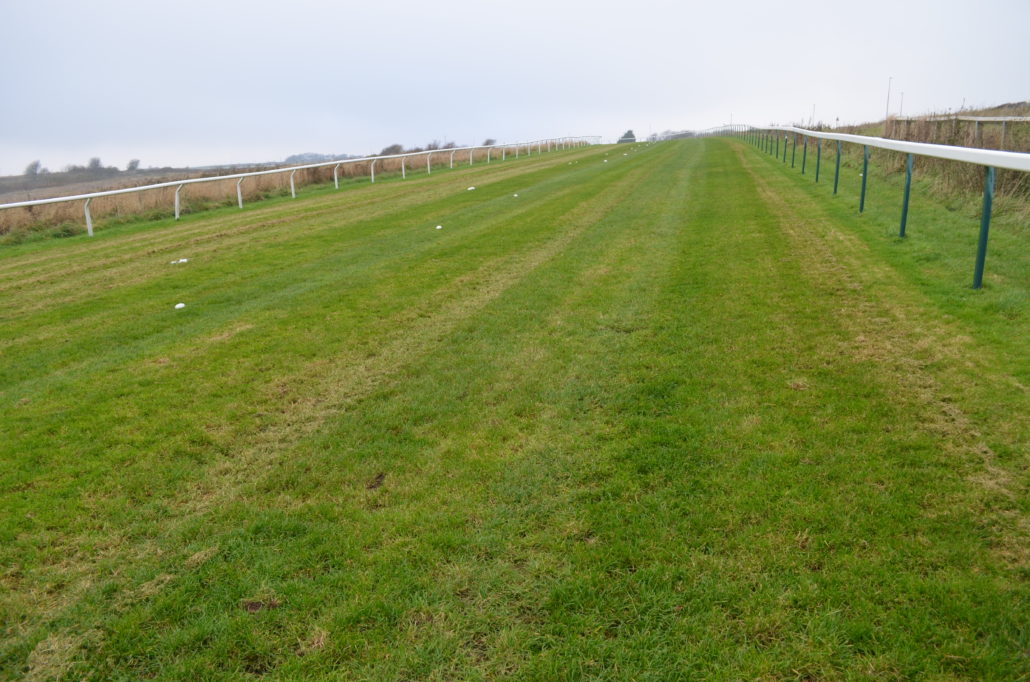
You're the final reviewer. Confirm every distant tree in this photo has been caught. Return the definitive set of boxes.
[482,138,496,146]
[617,130,636,144]
[87,157,103,171]
[24,160,41,176]
[380,143,404,156]
[426,140,441,150]
[441,142,457,149]
[126,159,140,171]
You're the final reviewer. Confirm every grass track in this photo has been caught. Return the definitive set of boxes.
[1,140,1027,679]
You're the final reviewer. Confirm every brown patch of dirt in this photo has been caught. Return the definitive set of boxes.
[242,598,280,613]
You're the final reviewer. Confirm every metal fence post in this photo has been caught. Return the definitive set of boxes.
[84,198,93,236]
[289,170,297,198]
[775,135,779,158]
[899,153,913,237]
[972,166,995,289]
[174,184,184,219]
[370,160,377,183]
[815,139,822,182]
[426,153,432,174]
[401,158,406,179]
[859,146,869,212]
[333,164,340,189]
[237,178,245,208]
[450,151,456,169]
[801,138,808,174]
[469,149,473,166]
[833,141,841,195]
[791,135,797,168]
[783,135,788,163]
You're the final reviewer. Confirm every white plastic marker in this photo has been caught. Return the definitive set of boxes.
[603,160,608,163]
[174,303,185,309]
[513,194,518,197]
[169,258,189,264]
[435,225,443,230]
[467,186,475,191]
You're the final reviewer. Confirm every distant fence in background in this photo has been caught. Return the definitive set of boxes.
[886,116,1030,150]
[695,124,1030,289]
[0,137,600,237]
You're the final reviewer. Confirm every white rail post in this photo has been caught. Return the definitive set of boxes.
[502,147,506,161]
[370,160,377,183]
[449,150,456,169]
[174,184,184,220]
[487,148,491,163]
[289,170,297,198]
[83,198,93,236]
[516,146,519,159]
[236,178,245,209]
[426,152,432,174]
[469,149,473,166]
[402,157,406,179]
[333,164,340,189]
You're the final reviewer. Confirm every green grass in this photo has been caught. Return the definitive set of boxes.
[1,140,1027,679]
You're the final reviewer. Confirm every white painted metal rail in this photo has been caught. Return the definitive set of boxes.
[706,124,1030,173]
[704,123,1029,289]
[0,136,601,236]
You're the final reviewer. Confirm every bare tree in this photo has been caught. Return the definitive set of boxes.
[482,138,496,146]
[24,160,41,176]
[126,159,140,172]
[380,144,404,156]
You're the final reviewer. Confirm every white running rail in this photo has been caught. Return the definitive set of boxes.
[0,136,601,236]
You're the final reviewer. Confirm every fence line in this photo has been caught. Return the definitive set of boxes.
[885,116,1029,150]
[699,124,1030,289]
[0,136,601,236]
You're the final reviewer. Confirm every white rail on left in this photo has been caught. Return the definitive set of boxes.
[0,136,602,236]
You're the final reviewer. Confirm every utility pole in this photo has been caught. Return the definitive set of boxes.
[885,76,893,122]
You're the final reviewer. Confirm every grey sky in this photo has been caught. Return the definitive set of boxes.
[1,0,1028,176]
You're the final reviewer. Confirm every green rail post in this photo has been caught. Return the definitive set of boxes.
[801,138,808,174]
[791,135,797,168]
[972,166,995,289]
[833,140,841,194]
[859,145,869,213]
[775,135,779,158]
[815,139,822,182]
[899,153,913,237]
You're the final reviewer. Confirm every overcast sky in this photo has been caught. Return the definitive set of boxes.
[1,0,1027,175]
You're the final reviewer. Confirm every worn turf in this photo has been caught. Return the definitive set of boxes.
[1,140,1027,679]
